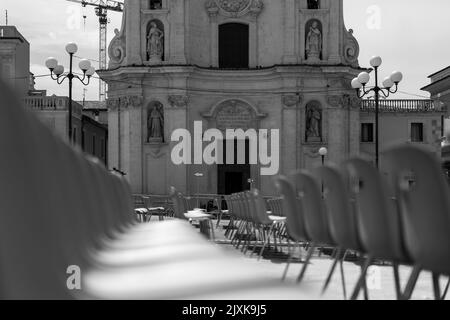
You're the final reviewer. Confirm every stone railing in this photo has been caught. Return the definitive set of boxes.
[23,96,69,110]
[23,96,83,117]
[361,99,445,113]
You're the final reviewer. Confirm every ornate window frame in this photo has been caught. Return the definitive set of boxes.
[205,0,264,68]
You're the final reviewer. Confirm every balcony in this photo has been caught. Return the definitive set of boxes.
[361,99,446,113]
[23,96,83,117]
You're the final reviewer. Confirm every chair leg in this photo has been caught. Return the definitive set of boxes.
[339,251,348,300]
[350,255,373,300]
[230,220,242,245]
[234,221,245,248]
[282,240,294,281]
[322,248,341,295]
[401,266,421,300]
[209,219,216,242]
[432,273,442,300]
[297,243,316,284]
[362,264,370,300]
[442,278,450,300]
[393,262,402,300]
[258,224,274,261]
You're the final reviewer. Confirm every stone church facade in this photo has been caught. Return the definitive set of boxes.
[99,0,363,195]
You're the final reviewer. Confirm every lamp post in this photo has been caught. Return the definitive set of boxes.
[319,147,328,166]
[319,147,328,194]
[352,56,403,168]
[194,172,204,208]
[45,43,96,143]
[247,178,255,190]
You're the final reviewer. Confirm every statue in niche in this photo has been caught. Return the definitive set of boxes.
[306,20,322,61]
[306,104,322,142]
[147,21,164,63]
[307,0,320,9]
[147,102,164,143]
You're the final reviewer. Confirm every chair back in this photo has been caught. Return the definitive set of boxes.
[384,146,450,274]
[315,166,363,251]
[274,176,310,242]
[345,158,409,262]
[294,171,334,245]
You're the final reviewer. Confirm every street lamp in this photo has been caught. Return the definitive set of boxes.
[194,172,204,208]
[352,56,403,168]
[45,43,96,142]
[319,147,328,166]
[319,147,328,194]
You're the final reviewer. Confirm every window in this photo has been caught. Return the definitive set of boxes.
[411,123,424,142]
[149,0,162,10]
[361,123,374,143]
[219,23,249,69]
[307,0,320,9]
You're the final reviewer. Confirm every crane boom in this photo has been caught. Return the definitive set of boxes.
[67,0,124,102]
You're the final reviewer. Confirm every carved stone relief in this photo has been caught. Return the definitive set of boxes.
[205,0,263,18]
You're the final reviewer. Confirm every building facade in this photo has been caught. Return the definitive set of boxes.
[100,0,364,195]
[0,26,30,96]
[360,99,445,170]
[0,25,109,164]
[422,66,450,172]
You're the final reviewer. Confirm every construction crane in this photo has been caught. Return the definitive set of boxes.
[67,0,124,102]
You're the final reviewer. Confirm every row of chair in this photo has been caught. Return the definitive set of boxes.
[272,147,450,300]
[223,191,287,259]
[0,80,314,300]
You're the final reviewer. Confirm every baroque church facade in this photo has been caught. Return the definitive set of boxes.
[100,0,363,195]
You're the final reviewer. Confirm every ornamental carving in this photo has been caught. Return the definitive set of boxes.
[327,94,360,109]
[219,0,250,12]
[108,29,126,68]
[168,95,189,108]
[205,0,263,18]
[343,29,360,67]
[215,100,256,131]
[282,95,303,107]
[107,96,144,110]
[108,8,127,68]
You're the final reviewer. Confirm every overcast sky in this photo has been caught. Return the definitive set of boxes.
[1,0,450,101]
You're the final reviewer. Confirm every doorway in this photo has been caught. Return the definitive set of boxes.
[218,139,251,195]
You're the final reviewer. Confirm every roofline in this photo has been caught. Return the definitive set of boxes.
[428,66,450,78]
[421,75,450,91]
[0,36,25,43]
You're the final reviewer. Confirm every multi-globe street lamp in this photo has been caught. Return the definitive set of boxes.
[45,43,96,143]
[351,56,403,168]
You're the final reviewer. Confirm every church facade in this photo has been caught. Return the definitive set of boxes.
[99,0,363,195]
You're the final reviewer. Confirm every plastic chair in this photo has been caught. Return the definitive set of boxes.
[314,165,368,299]
[273,176,311,280]
[345,158,415,299]
[384,145,450,300]
[293,170,335,284]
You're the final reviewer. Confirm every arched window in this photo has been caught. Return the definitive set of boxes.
[307,0,320,9]
[219,23,249,69]
[149,0,163,10]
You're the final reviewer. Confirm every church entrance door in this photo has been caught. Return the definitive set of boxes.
[218,139,251,195]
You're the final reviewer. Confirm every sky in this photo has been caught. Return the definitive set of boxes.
[1,0,450,101]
